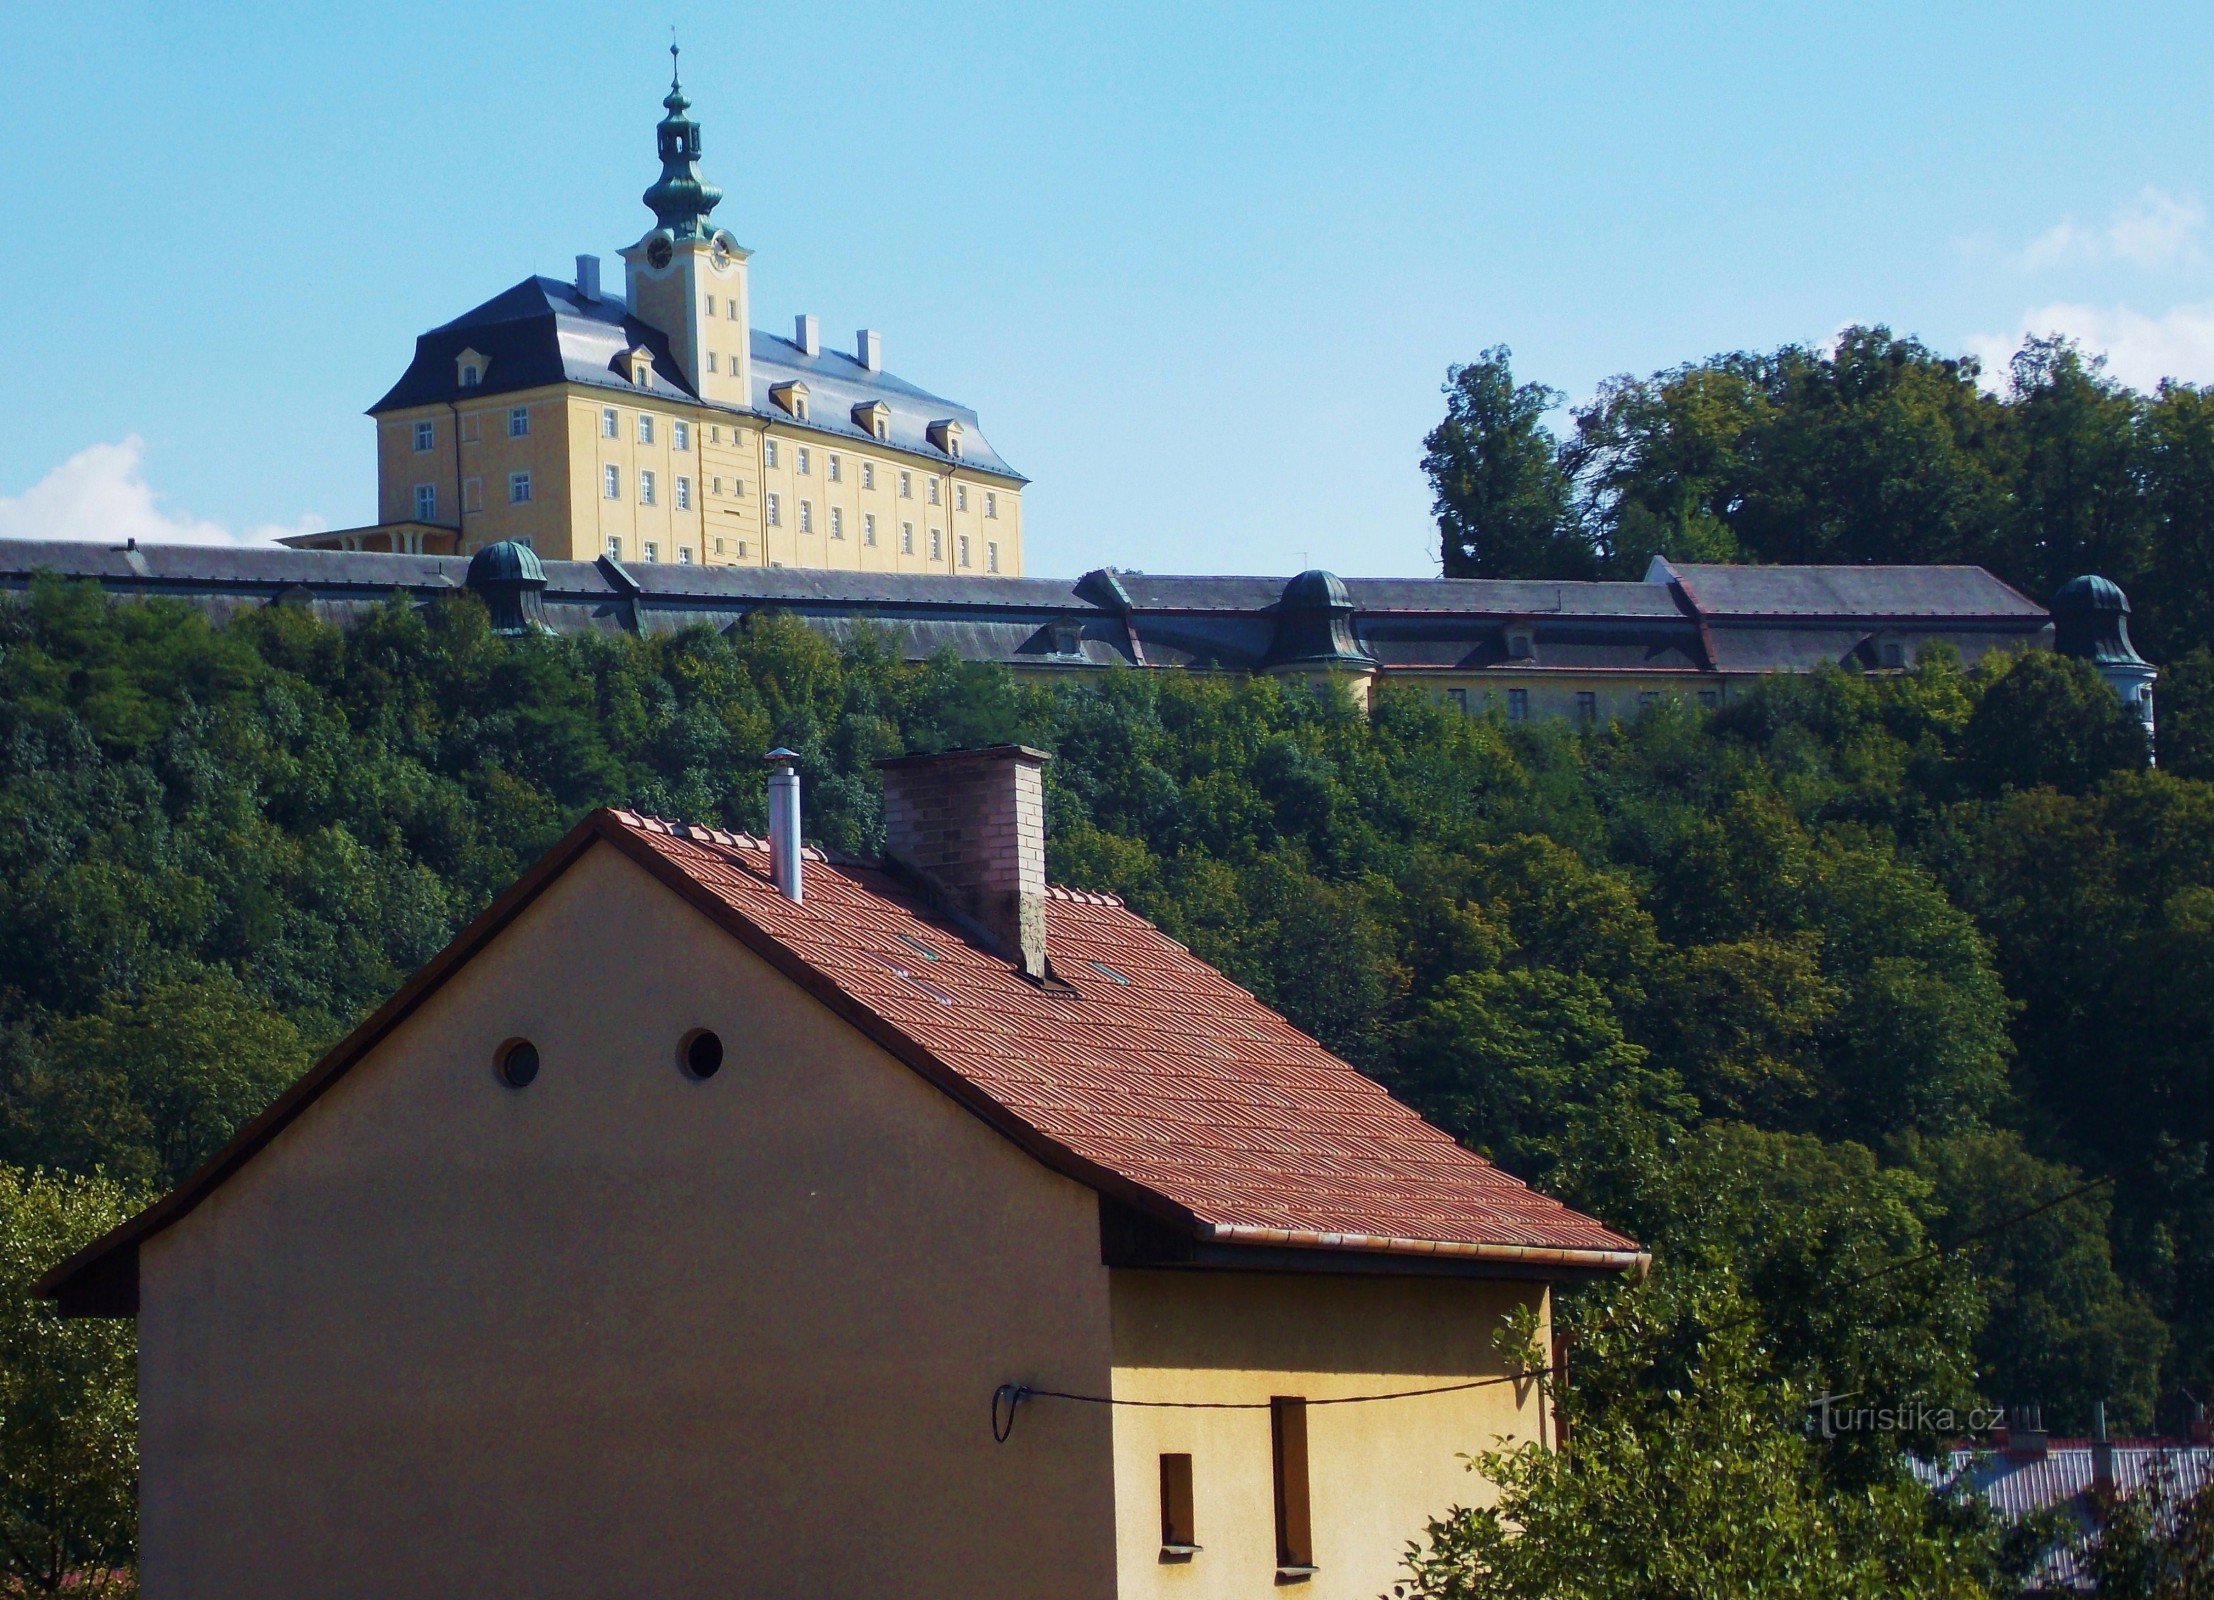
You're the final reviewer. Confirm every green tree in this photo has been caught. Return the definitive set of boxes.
[0,1167,140,1597]
[1423,348,1592,579]
[1959,651,2152,795]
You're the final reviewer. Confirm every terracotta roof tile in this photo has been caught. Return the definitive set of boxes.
[610,812,1637,1264]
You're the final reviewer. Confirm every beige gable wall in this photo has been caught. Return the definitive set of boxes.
[135,840,1117,1600]
[1108,1271,1547,1600]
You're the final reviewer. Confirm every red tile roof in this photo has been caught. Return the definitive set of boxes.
[39,808,1640,1314]
[609,811,1639,1266]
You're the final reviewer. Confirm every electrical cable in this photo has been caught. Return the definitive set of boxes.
[988,1149,2157,1442]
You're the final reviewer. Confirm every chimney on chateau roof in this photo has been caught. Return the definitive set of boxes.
[858,328,882,372]
[875,746,1050,981]
[796,314,820,357]
[575,255,601,301]
[765,748,803,903]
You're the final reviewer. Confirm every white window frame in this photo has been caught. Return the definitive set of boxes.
[413,421,434,452]
[987,541,999,573]
[601,408,619,439]
[675,476,692,510]
[644,541,659,564]
[797,447,810,477]
[901,521,914,554]
[507,407,530,438]
[603,464,621,500]
[956,484,968,512]
[830,507,843,539]
[864,513,877,546]
[638,414,655,446]
[985,491,998,519]
[764,439,779,468]
[930,528,943,560]
[413,483,436,520]
[799,500,814,533]
[899,470,912,499]
[828,453,842,482]
[639,470,656,506]
[958,534,970,568]
[766,493,781,527]
[861,462,875,490]
[928,478,941,506]
[606,535,622,561]
[674,421,690,451]
[509,471,532,504]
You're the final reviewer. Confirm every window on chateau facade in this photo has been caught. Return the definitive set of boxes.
[766,493,781,527]
[638,415,655,445]
[639,471,656,506]
[707,352,718,373]
[678,547,693,564]
[828,453,842,482]
[602,408,618,438]
[1271,1398,1314,1573]
[1575,692,1597,724]
[764,440,779,468]
[796,447,810,477]
[508,407,529,438]
[413,421,434,451]
[928,478,941,506]
[930,528,943,560]
[861,462,875,490]
[899,470,912,499]
[676,477,691,510]
[606,535,622,560]
[644,542,659,563]
[986,491,998,519]
[509,472,532,504]
[830,507,843,539]
[799,500,813,533]
[901,521,914,554]
[958,535,971,567]
[864,514,877,546]
[1508,689,1529,722]
[414,484,436,520]
[604,464,620,499]
[987,541,1000,573]
[956,484,968,512]
[674,421,690,451]
[712,477,723,497]
[1699,690,1719,709]
[460,364,480,388]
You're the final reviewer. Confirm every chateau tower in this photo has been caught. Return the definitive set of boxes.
[619,46,752,407]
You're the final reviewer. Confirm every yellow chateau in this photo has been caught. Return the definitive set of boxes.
[292,53,1025,574]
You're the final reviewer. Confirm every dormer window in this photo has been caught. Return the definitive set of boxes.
[927,419,964,459]
[454,348,488,389]
[626,345,655,387]
[1504,625,1536,660]
[853,400,890,441]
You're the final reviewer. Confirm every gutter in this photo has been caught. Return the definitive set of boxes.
[1203,1221,1650,1277]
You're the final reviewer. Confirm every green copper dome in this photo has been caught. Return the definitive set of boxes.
[642,45,724,240]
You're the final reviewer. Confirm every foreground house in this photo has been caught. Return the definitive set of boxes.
[43,746,1641,1600]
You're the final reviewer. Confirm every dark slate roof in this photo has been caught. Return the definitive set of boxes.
[370,277,1023,481]
[0,541,2057,680]
[1658,558,2045,619]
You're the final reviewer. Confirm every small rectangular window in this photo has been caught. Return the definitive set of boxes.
[930,527,943,560]
[799,500,814,533]
[928,477,941,506]
[705,296,716,317]
[638,415,655,445]
[901,521,914,554]
[797,447,811,476]
[676,476,692,510]
[862,462,875,490]
[986,491,998,519]
[602,408,618,438]
[413,421,434,451]
[765,439,780,468]
[414,483,436,520]
[956,483,969,512]
[987,540,999,572]
[678,547,693,564]
[767,493,781,527]
[509,471,532,504]
[674,421,690,451]
[1271,1397,1313,1573]
[603,464,620,500]
[1508,688,1529,722]
[958,534,970,567]
[1159,1453,1196,1553]
[899,470,912,499]
[828,453,842,482]
[606,535,622,561]
[462,476,483,513]
[1448,688,1467,714]
[1576,691,1597,725]
[639,470,656,506]
[1699,689,1719,709]
[830,506,844,539]
[712,476,723,497]
[711,425,722,444]
[707,351,719,373]
[864,513,877,546]
[643,541,659,563]
[508,407,530,438]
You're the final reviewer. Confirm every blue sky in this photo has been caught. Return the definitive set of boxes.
[2,1,2210,578]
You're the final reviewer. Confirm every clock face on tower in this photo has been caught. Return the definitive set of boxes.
[647,235,674,269]
[710,234,732,269]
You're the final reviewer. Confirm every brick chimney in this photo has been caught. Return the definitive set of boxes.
[875,746,1050,980]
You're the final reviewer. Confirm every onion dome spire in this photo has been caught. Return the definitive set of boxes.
[642,42,723,240]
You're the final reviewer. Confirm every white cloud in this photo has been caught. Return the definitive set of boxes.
[2012,188,2205,272]
[1967,301,2214,392]
[0,437,323,547]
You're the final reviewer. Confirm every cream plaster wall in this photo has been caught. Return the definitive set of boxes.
[1107,1272,1547,1600]
[135,841,1117,1600]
